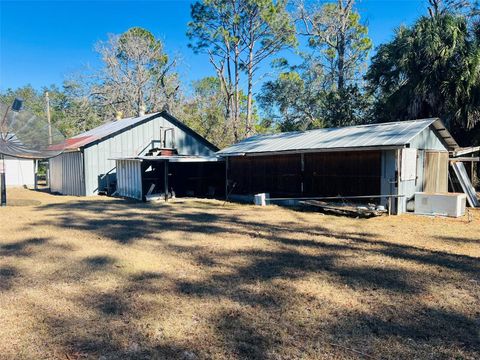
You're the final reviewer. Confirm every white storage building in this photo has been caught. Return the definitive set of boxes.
[2,156,34,187]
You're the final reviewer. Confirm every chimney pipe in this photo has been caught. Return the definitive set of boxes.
[115,111,123,121]
[138,105,146,117]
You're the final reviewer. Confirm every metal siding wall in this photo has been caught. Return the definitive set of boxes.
[407,127,449,211]
[83,114,215,195]
[416,150,425,193]
[380,150,398,210]
[398,149,418,213]
[398,178,416,213]
[49,152,84,195]
[49,156,63,193]
[409,127,448,151]
[61,152,85,196]
[116,159,142,200]
[84,147,94,196]
[392,128,450,213]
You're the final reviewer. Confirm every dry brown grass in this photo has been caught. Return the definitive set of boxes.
[0,188,479,360]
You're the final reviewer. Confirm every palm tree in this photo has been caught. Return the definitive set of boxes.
[366,13,480,145]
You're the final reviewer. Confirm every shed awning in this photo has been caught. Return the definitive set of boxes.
[110,155,224,163]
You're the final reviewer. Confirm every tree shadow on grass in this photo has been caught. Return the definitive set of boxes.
[0,265,18,291]
[437,235,480,246]
[214,309,271,359]
[326,307,480,358]
[19,199,480,359]
[82,255,117,269]
[0,237,49,257]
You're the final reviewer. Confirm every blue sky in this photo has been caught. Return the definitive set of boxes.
[0,0,429,92]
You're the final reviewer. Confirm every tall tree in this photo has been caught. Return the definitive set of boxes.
[259,58,326,131]
[298,0,372,91]
[294,0,372,127]
[239,0,297,135]
[57,81,104,136]
[188,0,242,139]
[427,0,473,17]
[182,77,235,148]
[260,55,372,131]
[366,13,480,145]
[92,27,180,118]
[187,0,296,140]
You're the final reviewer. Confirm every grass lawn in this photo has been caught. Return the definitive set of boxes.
[0,188,479,359]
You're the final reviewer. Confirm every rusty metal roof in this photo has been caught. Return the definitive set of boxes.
[65,113,160,150]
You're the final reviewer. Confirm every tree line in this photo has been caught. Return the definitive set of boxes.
[1,0,479,148]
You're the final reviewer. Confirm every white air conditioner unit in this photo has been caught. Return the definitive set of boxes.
[414,192,467,217]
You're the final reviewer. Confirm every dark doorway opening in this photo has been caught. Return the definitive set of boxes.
[141,159,225,200]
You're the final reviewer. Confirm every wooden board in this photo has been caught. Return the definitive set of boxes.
[229,151,382,199]
[303,151,381,197]
[423,151,448,193]
[300,200,386,218]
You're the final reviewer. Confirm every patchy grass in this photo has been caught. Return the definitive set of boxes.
[0,188,479,360]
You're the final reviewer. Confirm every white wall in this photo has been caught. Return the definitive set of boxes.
[3,157,35,187]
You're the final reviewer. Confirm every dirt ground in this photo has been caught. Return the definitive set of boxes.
[0,188,479,360]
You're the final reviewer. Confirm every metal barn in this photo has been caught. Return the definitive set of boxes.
[49,111,218,196]
[217,118,459,214]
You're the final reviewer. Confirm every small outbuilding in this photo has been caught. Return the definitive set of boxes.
[49,111,218,196]
[217,118,460,214]
[1,156,35,187]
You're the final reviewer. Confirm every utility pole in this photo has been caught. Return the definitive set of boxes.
[44,92,53,190]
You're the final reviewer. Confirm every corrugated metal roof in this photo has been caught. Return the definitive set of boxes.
[65,113,160,150]
[64,111,219,152]
[217,118,458,156]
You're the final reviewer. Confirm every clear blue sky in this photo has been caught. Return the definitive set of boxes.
[0,0,429,92]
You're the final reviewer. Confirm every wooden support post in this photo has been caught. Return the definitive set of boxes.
[46,160,50,188]
[396,149,402,215]
[225,157,228,200]
[34,159,38,190]
[300,153,305,195]
[164,160,169,202]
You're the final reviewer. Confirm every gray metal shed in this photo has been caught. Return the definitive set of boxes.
[50,111,218,196]
[217,118,459,214]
